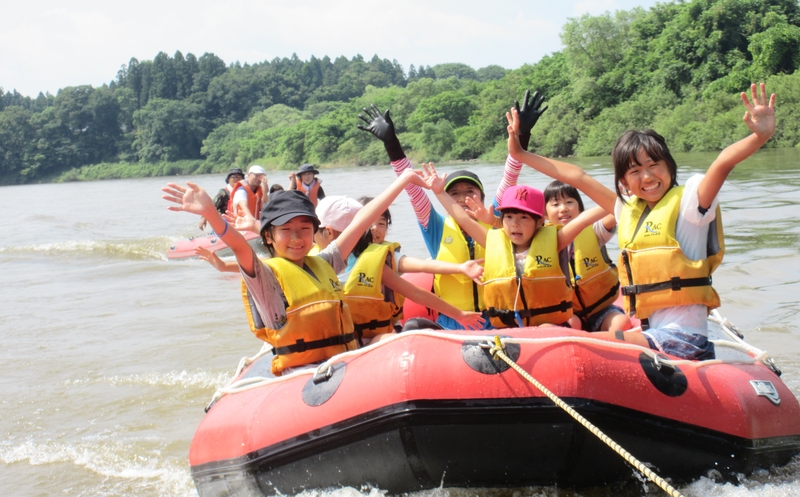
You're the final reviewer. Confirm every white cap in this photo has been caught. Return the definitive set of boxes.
[315,196,362,232]
[248,165,266,175]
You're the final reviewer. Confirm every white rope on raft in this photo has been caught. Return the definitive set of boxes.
[206,313,776,405]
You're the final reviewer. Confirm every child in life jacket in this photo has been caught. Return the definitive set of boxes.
[421,163,608,329]
[504,83,776,360]
[162,168,432,375]
[543,181,632,332]
[358,106,493,330]
[289,164,325,206]
[312,196,485,342]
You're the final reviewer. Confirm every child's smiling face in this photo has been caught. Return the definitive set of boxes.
[370,217,388,245]
[502,211,542,251]
[264,216,316,265]
[545,194,581,226]
[620,148,673,208]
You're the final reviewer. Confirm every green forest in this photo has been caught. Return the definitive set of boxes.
[2,0,800,185]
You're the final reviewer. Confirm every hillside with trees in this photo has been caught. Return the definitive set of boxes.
[2,0,800,185]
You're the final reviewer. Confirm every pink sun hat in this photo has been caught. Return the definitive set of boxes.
[498,185,545,217]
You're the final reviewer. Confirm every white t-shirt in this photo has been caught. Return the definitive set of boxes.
[232,187,249,209]
[614,174,720,336]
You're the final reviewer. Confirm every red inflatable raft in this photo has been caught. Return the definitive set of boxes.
[166,231,262,260]
[189,322,800,495]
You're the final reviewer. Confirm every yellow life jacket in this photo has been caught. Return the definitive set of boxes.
[344,242,403,340]
[617,185,724,323]
[433,216,487,312]
[242,256,356,376]
[570,226,621,322]
[308,244,321,256]
[483,226,573,328]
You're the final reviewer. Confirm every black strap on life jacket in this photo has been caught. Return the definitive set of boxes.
[574,281,621,319]
[272,333,356,356]
[488,300,573,327]
[353,319,392,333]
[621,276,712,297]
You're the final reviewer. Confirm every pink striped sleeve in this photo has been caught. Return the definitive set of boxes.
[495,155,523,202]
[391,157,432,229]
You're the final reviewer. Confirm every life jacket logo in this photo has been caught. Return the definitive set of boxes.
[535,255,552,268]
[644,222,662,236]
[444,236,453,244]
[329,279,343,292]
[357,272,374,287]
[582,257,599,270]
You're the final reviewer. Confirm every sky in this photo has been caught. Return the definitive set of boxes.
[2,0,661,98]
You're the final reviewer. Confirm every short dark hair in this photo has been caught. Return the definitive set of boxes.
[543,180,585,212]
[357,196,392,226]
[501,207,542,222]
[612,130,678,202]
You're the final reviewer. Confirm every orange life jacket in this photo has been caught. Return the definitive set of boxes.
[228,181,263,219]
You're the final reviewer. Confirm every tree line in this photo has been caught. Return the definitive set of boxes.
[2,0,800,185]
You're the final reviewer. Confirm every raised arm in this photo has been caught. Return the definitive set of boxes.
[358,105,433,228]
[421,163,488,247]
[397,256,484,285]
[507,108,617,213]
[162,182,256,275]
[697,83,776,209]
[381,267,485,330]
[336,168,427,259]
[555,206,608,251]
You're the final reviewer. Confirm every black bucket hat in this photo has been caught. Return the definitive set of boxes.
[260,190,320,233]
[444,170,484,195]
[297,163,320,175]
[225,168,244,183]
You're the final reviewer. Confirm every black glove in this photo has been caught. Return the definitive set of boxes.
[514,90,547,151]
[357,104,405,161]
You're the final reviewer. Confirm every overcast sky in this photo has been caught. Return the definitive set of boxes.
[3,0,661,98]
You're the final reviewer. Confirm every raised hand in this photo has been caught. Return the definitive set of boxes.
[357,104,398,143]
[515,89,548,136]
[224,209,259,233]
[195,246,225,271]
[460,259,485,285]
[741,82,776,139]
[506,108,525,160]
[464,197,498,226]
[162,182,213,216]
[420,162,446,194]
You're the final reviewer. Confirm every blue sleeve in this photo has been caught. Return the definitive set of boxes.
[419,208,445,259]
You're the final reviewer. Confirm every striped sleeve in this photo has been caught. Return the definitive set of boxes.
[390,157,432,229]
[495,155,523,203]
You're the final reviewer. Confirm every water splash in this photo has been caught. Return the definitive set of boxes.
[63,370,232,390]
[0,238,173,261]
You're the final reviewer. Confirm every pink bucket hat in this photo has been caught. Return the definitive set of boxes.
[498,185,544,217]
[315,196,362,232]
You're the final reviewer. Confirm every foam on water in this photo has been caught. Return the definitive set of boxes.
[62,369,232,390]
[0,237,173,261]
[0,435,195,497]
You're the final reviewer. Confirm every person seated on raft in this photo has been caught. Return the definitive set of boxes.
[421,163,607,329]
[288,164,325,206]
[163,169,482,375]
[199,167,244,231]
[358,106,493,330]
[197,194,485,343]
[502,83,776,360]
[230,165,268,221]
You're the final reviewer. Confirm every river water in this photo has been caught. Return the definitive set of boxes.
[1,149,799,497]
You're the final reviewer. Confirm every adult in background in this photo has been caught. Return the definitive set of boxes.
[288,164,325,206]
[229,165,268,220]
[199,167,243,230]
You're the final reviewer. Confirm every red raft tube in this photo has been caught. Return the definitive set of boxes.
[166,231,262,260]
[188,317,800,496]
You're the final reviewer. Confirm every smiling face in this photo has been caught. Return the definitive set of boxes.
[370,216,388,245]
[619,148,673,208]
[502,210,543,251]
[446,181,483,208]
[263,216,316,265]
[545,194,581,226]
